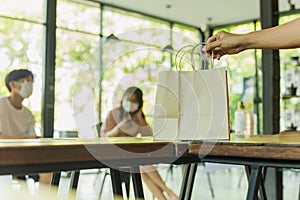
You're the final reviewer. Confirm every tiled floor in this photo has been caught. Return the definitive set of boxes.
[3,165,300,199]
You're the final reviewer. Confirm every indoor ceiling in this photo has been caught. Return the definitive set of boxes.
[98,0,300,28]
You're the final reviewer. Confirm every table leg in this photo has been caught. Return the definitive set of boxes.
[247,166,263,200]
[120,169,131,198]
[51,172,61,186]
[179,164,190,199]
[110,168,123,198]
[245,166,268,200]
[179,163,198,200]
[130,166,145,199]
[259,167,267,200]
[70,170,80,189]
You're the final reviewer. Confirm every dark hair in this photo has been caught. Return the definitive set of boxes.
[5,69,34,92]
[120,86,145,118]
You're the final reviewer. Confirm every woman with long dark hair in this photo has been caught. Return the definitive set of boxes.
[102,86,152,137]
[102,86,178,200]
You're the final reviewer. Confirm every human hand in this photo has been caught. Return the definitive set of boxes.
[204,30,245,60]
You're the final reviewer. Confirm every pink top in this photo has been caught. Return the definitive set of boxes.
[102,107,153,137]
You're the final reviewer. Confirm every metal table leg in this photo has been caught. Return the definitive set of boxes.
[179,163,198,200]
[131,166,145,199]
[70,170,80,189]
[259,167,268,200]
[110,168,123,199]
[246,166,268,200]
[247,166,263,200]
[51,172,61,186]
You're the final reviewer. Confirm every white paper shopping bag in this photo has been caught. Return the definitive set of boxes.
[154,43,230,141]
[153,68,230,141]
[177,68,230,140]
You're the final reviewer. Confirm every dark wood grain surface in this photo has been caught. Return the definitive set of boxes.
[0,137,187,174]
[188,132,300,160]
[2,133,300,175]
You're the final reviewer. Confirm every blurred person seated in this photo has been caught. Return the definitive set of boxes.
[102,86,178,200]
[0,69,51,184]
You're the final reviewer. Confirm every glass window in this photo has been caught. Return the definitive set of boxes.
[0,17,44,135]
[172,24,201,70]
[101,7,174,124]
[55,29,100,135]
[0,0,44,23]
[101,40,170,125]
[279,14,300,132]
[173,24,200,48]
[279,14,300,76]
[55,0,101,137]
[57,0,100,34]
[103,7,170,47]
[213,22,259,130]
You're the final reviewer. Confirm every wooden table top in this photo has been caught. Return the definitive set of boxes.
[0,136,160,146]
[188,132,300,161]
[0,137,187,174]
[2,133,300,174]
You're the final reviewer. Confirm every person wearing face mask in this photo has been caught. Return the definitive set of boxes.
[102,86,152,137]
[0,69,52,184]
[102,87,178,200]
[0,69,35,138]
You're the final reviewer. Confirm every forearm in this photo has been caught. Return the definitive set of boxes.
[104,125,120,137]
[102,120,127,137]
[244,18,300,50]
[0,134,38,139]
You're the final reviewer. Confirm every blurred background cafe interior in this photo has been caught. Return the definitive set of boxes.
[1,0,300,199]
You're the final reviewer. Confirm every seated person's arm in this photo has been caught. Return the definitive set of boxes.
[102,111,124,137]
[0,132,39,139]
[0,119,38,139]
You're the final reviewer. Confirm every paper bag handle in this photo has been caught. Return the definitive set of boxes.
[191,43,214,70]
[175,43,214,71]
[175,44,194,71]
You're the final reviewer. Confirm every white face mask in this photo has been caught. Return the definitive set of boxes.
[122,100,139,113]
[17,82,33,98]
